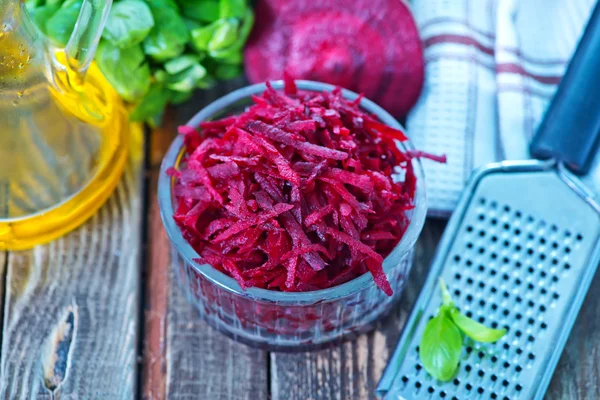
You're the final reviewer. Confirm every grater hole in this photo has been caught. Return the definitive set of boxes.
[502,309,509,316]
[502,257,510,264]
[478,265,485,272]
[466,311,473,318]
[477,387,484,394]
[467,242,474,249]
[467,225,474,232]
[415,382,421,389]
[540,305,547,312]
[514,228,521,236]
[478,370,485,377]
[553,292,560,300]
[502,380,509,387]
[466,295,473,302]
[478,282,485,289]
[551,224,558,232]
[565,263,571,270]
[503,240,510,248]
[491,304,498,311]
[541,322,548,329]
[503,223,510,230]
[491,253,498,259]
[440,391,446,398]
[454,289,461,297]
[503,291,509,298]
[466,383,473,391]
[491,394,497,399]
[428,387,434,394]
[491,235,498,242]
[552,258,558,265]
[454,255,461,262]
[517,348,523,355]
[565,247,571,254]
[503,343,510,350]
[552,242,558,249]
[515,244,522,252]
[503,205,510,212]
[415,364,422,371]
[503,361,510,368]
[564,229,571,237]
[516,296,522,303]
[528,335,535,342]
[491,218,498,226]
[540,237,546,245]
[491,269,498,277]
[491,322,498,328]
[515,261,522,268]
[516,384,523,391]
[465,365,472,372]
[466,346,473,354]
[479,198,486,205]
[478,214,485,221]
[515,211,522,218]
[490,201,498,208]
[453,379,460,386]
[479,231,486,237]
[528,318,535,325]
[552,276,558,283]
[539,254,546,261]
[516,313,522,320]
[466,260,473,267]
[401,376,408,383]
[479,300,486,307]
[527,248,534,256]
[528,267,534,273]
[527,215,534,223]
[528,283,535,291]
[491,356,498,363]
[541,288,548,295]
[528,233,535,240]
[515,331,522,338]
[515,278,522,286]
[516,365,522,373]
[478,351,485,359]
[455,273,461,280]
[540,271,547,278]
[529,353,535,360]
[478,247,485,254]
[577,233,583,241]
[491,374,498,381]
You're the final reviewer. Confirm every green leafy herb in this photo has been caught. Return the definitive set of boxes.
[419,279,507,381]
[103,0,155,48]
[143,0,189,61]
[45,0,82,45]
[28,0,253,125]
[95,40,151,102]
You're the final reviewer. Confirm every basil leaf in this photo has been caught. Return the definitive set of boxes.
[95,40,151,102]
[208,19,239,53]
[164,54,200,75]
[103,0,154,48]
[214,63,242,80]
[178,0,220,23]
[130,82,170,122]
[450,308,507,343]
[419,306,463,381]
[209,8,254,60]
[169,89,193,105]
[220,0,246,19]
[45,0,82,46]
[166,63,207,92]
[143,0,189,61]
[27,3,60,35]
[190,21,219,51]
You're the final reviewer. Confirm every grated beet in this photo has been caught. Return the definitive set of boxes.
[171,81,441,295]
[244,0,425,117]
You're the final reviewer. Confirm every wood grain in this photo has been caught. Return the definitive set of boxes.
[547,265,600,399]
[0,153,143,399]
[270,219,447,400]
[142,77,268,400]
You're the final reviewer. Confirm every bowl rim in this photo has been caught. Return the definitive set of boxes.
[158,80,427,304]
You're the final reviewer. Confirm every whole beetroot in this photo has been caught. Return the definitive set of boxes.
[244,0,425,117]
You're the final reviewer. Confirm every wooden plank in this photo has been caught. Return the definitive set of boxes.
[142,77,268,400]
[270,219,447,400]
[0,145,144,398]
[547,269,600,399]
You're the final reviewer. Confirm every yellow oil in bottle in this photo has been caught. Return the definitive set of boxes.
[0,27,132,250]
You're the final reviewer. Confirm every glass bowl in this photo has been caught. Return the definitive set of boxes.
[158,80,427,351]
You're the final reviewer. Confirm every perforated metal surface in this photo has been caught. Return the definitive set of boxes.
[378,162,600,400]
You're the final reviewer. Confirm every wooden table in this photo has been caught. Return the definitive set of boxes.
[2,78,599,399]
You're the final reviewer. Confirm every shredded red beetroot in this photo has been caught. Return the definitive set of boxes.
[244,0,425,116]
[171,80,439,296]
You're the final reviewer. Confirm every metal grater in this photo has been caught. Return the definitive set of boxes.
[377,3,600,400]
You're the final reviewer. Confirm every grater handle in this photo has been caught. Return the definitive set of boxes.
[530,1,600,175]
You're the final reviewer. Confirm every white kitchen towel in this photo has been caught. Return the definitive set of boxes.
[407,0,600,216]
